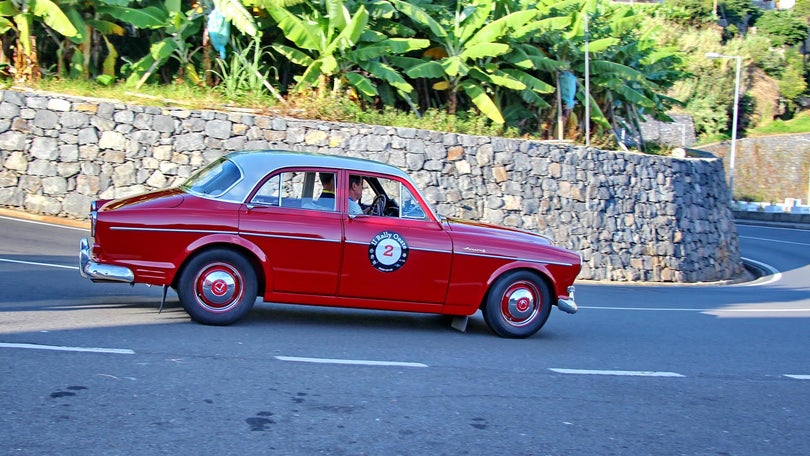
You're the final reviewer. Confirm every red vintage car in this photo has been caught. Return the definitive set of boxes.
[79,150,580,338]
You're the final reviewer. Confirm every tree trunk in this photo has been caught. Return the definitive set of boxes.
[14,35,41,83]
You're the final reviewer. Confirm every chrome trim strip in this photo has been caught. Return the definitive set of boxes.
[79,238,134,283]
[110,227,239,235]
[344,240,451,255]
[241,232,341,244]
[456,249,574,267]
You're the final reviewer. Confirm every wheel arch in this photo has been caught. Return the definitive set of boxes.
[173,242,267,297]
[479,264,554,310]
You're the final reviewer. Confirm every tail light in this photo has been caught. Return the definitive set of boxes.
[90,200,98,237]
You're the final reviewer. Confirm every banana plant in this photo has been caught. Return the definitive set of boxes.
[52,0,135,81]
[102,0,256,88]
[264,0,428,104]
[0,0,79,82]
[387,0,537,124]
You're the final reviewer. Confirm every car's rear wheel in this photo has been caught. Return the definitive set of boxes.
[482,271,552,338]
[177,249,257,325]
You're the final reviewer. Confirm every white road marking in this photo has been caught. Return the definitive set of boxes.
[275,355,427,368]
[739,257,782,286]
[0,258,78,270]
[580,306,702,311]
[550,368,684,377]
[581,306,810,313]
[0,342,135,355]
[0,215,87,231]
[784,374,810,380]
[739,235,810,247]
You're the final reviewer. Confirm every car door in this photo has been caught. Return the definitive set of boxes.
[338,172,453,305]
[239,168,343,296]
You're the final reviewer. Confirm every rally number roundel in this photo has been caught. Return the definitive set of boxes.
[368,231,409,272]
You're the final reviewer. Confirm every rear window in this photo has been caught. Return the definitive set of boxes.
[182,158,243,198]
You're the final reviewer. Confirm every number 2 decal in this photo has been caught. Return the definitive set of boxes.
[368,231,409,272]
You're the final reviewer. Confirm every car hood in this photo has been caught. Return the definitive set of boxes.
[445,218,552,245]
[102,188,186,211]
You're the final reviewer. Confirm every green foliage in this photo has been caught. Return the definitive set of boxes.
[659,0,715,26]
[213,36,278,102]
[10,0,810,149]
[755,10,809,47]
[778,51,808,112]
[718,0,760,30]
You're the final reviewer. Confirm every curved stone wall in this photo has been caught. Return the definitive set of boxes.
[0,89,744,282]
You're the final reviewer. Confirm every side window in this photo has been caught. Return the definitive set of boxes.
[251,171,336,212]
[360,176,426,219]
[251,174,280,206]
[312,172,336,211]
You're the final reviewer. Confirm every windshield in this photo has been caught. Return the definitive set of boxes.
[182,157,243,198]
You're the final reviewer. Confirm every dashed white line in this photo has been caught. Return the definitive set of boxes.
[784,374,810,380]
[0,342,135,355]
[550,368,685,377]
[275,355,427,368]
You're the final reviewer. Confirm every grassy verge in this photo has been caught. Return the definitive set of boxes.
[748,111,810,136]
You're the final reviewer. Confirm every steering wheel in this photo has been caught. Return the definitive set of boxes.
[366,194,388,216]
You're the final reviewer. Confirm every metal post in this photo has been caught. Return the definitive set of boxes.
[585,13,590,147]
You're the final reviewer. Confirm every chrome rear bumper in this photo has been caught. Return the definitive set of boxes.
[79,238,134,283]
[556,286,578,314]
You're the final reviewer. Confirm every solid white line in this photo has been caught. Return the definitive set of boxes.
[581,306,810,313]
[275,355,427,368]
[582,306,810,313]
[550,368,684,377]
[0,258,79,270]
[740,235,810,247]
[583,306,706,312]
[0,215,86,231]
[784,374,810,380]
[0,342,135,355]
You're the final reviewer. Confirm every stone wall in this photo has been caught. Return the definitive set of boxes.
[701,134,810,204]
[0,88,745,283]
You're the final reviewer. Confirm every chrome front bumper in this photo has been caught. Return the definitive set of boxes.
[79,238,134,283]
[556,286,578,314]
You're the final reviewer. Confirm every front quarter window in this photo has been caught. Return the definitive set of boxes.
[183,158,243,198]
[400,185,427,219]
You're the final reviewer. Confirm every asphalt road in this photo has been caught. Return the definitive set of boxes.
[1,213,808,455]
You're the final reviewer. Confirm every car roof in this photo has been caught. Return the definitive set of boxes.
[227,150,411,181]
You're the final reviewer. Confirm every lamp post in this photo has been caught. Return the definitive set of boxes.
[706,52,741,204]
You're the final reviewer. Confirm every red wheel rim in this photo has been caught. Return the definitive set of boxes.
[500,280,541,328]
[194,262,244,312]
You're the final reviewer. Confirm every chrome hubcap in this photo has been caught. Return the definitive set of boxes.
[501,281,540,327]
[195,263,243,312]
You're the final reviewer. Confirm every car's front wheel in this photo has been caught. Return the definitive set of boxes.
[177,249,257,325]
[482,271,552,338]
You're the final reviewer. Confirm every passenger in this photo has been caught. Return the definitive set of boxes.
[318,173,336,200]
[348,174,364,214]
